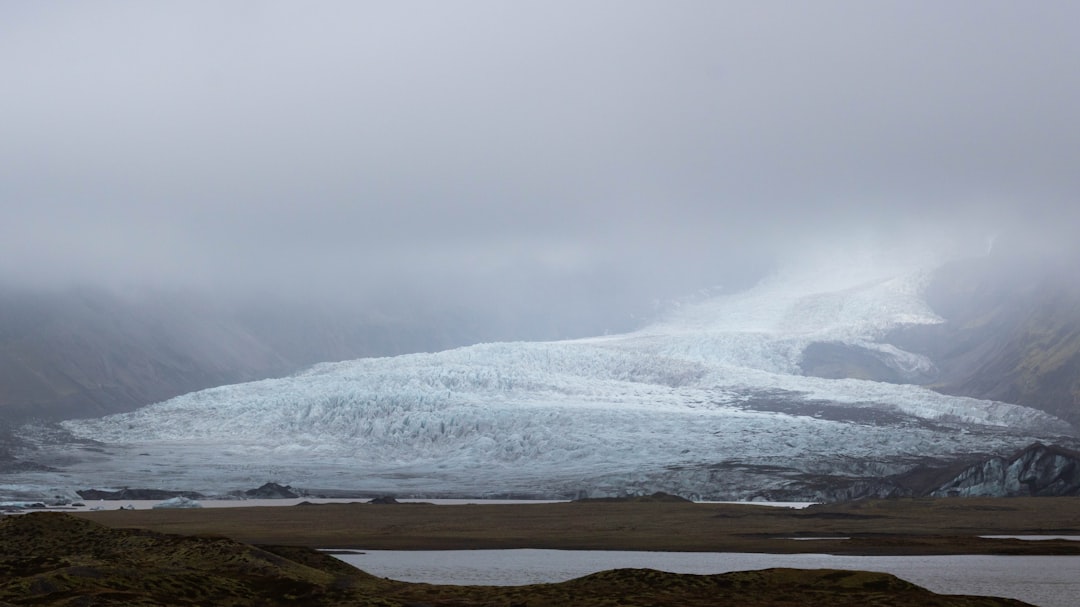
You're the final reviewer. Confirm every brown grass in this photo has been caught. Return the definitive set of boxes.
[72,496,1080,555]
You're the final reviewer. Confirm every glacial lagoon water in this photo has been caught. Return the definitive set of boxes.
[333,549,1080,607]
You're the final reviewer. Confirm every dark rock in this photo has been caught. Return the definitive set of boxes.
[929,442,1080,497]
[749,443,1080,502]
[574,491,693,503]
[244,483,300,499]
[367,496,400,504]
[77,488,204,501]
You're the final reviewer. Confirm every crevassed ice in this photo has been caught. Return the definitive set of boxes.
[62,253,1069,495]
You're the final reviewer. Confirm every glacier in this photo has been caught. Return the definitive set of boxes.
[34,247,1072,500]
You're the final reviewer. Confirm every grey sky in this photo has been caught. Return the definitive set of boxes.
[2,1,1078,319]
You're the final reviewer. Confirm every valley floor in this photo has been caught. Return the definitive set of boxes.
[72,496,1080,556]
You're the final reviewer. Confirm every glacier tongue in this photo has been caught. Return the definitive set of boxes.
[57,255,1071,500]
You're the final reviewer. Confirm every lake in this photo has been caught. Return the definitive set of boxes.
[333,549,1080,607]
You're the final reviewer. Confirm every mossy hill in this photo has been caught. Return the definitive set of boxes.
[0,512,1034,606]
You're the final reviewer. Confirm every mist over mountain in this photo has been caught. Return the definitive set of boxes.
[0,283,660,424]
[1,242,1069,501]
[11,233,1080,436]
[906,246,1080,431]
[801,237,1080,431]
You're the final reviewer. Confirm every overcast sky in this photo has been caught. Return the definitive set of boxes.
[2,1,1079,324]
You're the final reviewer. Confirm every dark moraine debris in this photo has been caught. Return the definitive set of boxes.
[574,491,694,503]
[76,488,205,501]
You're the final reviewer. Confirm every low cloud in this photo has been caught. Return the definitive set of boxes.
[2,2,1078,334]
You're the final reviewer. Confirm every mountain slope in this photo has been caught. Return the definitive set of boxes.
[0,287,596,423]
[890,251,1080,431]
[0,288,289,421]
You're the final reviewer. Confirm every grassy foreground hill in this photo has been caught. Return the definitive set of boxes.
[0,513,1034,607]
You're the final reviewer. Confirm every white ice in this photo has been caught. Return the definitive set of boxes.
[53,246,1070,499]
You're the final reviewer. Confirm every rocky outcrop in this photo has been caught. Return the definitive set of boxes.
[929,443,1080,497]
[574,491,694,503]
[746,443,1080,502]
[244,482,300,499]
[77,488,205,501]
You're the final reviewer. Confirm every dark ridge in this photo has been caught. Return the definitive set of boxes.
[574,491,694,503]
[77,488,205,501]
[928,442,1080,497]
[242,482,300,499]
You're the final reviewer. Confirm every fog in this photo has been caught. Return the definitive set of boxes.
[2,1,1079,336]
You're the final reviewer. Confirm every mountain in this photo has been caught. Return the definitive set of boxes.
[6,244,1080,433]
[7,244,1080,500]
[19,252,1068,501]
[0,288,289,422]
[896,251,1080,430]
[0,286,620,424]
[796,244,1080,432]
